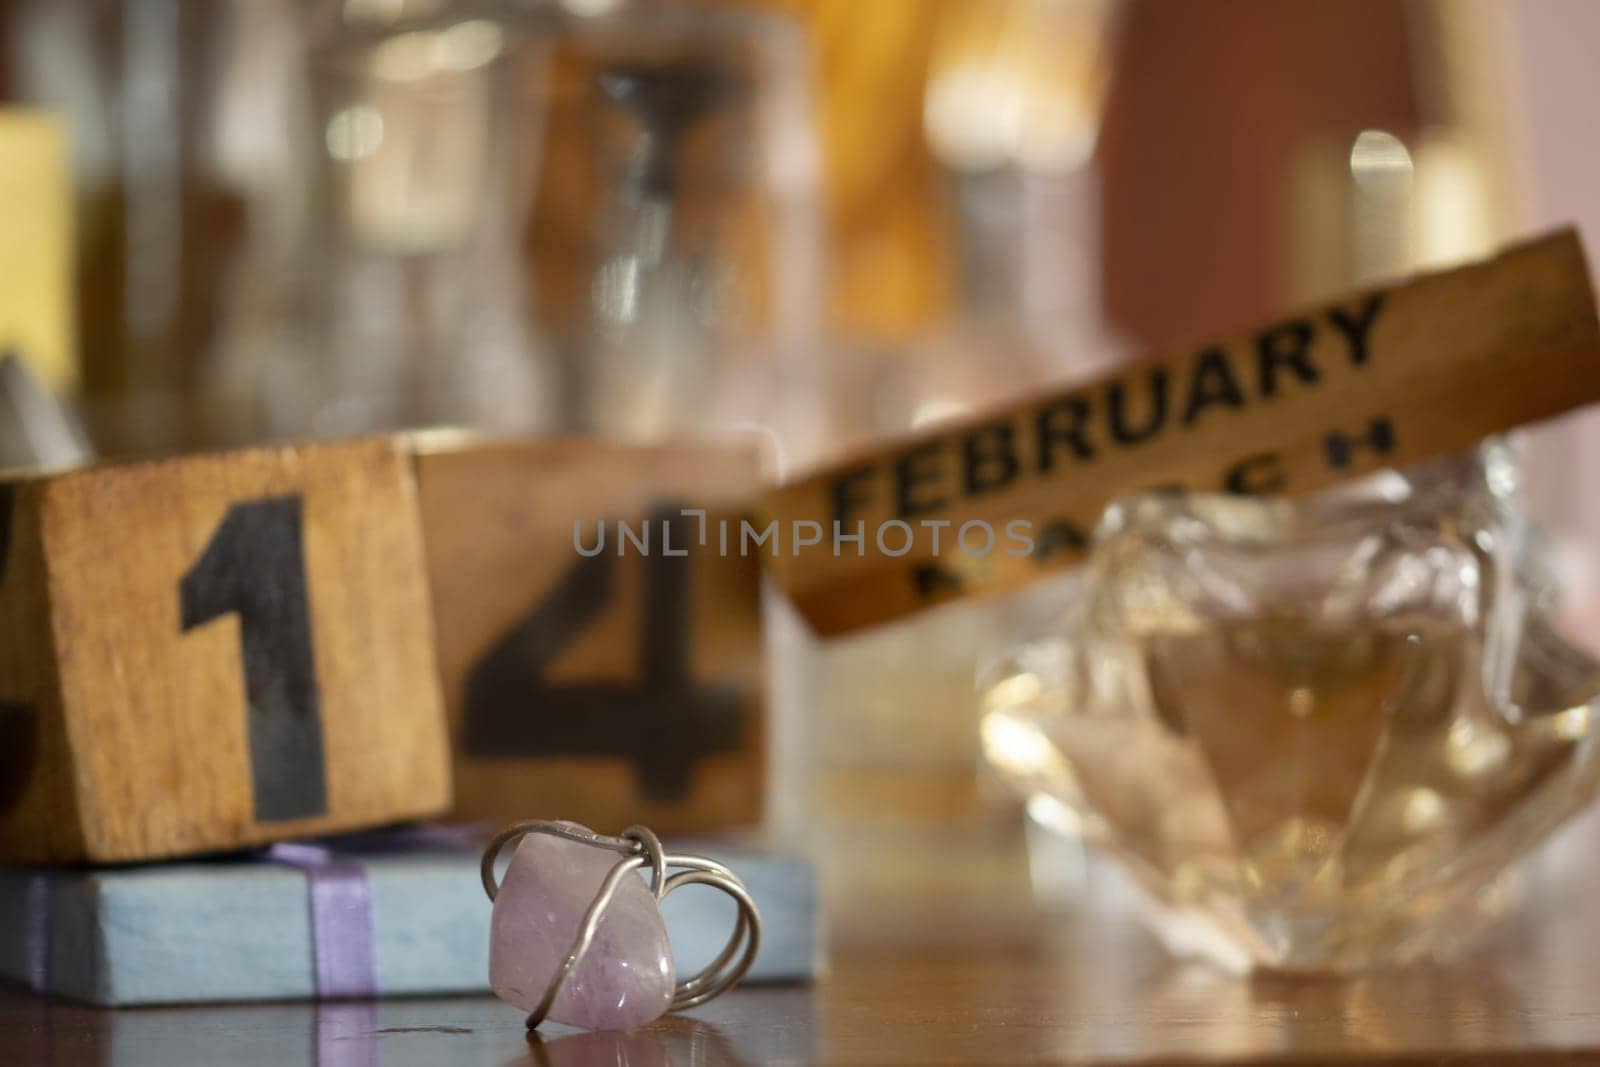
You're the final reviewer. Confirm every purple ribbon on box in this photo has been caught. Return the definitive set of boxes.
[264,824,485,999]
[265,843,378,999]
[23,872,50,992]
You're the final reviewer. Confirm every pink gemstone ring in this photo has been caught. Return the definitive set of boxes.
[480,820,761,1031]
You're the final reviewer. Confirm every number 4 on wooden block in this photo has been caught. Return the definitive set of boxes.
[0,438,451,864]
[462,506,745,801]
[414,438,765,835]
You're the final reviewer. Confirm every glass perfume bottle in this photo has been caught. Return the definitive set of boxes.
[980,443,1600,972]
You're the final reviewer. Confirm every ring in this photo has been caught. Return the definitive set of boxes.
[481,820,761,1031]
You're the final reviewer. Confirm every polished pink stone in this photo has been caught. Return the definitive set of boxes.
[490,831,675,1030]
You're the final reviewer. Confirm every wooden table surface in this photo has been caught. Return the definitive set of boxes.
[3,799,1600,1066]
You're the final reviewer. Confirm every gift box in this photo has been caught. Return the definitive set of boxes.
[0,835,820,1005]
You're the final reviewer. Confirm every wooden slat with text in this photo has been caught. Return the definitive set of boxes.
[763,229,1600,635]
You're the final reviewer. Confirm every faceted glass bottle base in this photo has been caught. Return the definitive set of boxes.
[982,449,1600,972]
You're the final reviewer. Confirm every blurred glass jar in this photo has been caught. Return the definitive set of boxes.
[267,4,560,437]
[980,445,1600,972]
[923,0,1129,387]
[523,7,824,454]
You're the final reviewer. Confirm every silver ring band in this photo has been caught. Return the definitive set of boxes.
[481,820,761,1028]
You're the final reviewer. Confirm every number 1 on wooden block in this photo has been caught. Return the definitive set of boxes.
[180,495,328,822]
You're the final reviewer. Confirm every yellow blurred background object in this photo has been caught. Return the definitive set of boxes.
[709,0,1120,344]
[0,111,75,391]
[715,0,954,339]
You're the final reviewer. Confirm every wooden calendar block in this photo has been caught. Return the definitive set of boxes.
[0,437,451,864]
[413,437,764,835]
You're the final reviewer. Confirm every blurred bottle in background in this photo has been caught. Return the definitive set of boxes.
[924,0,1128,388]
[273,2,558,438]
[1,0,308,452]
[522,6,826,457]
